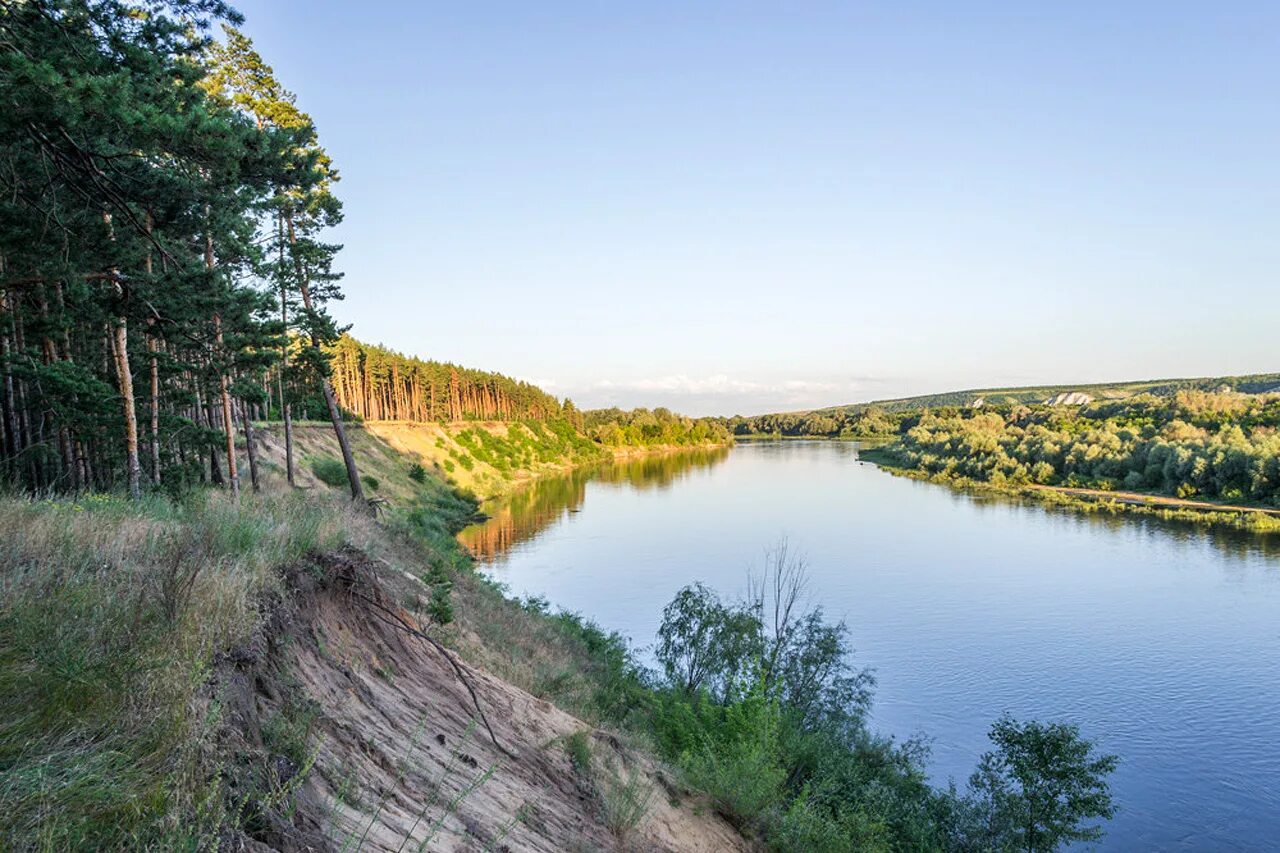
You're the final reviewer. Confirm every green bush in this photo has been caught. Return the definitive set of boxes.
[310,457,348,487]
[565,730,592,775]
[408,463,427,483]
[424,563,454,625]
[678,692,787,826]
[645,549,1112,850]
[363,474,380,492]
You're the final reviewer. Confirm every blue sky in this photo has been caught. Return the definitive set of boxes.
[232,1,1279,415]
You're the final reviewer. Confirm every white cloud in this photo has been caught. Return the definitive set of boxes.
[553,373,888,416]
[594,374,769,395]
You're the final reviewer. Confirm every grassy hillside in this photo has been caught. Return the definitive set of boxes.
[265,420,606,502]
[0,430,752,850]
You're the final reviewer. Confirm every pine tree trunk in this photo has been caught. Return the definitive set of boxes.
[215,317,239,502]
[144,219,161,487]
[321,379,363,500]
[52,282,79,491]
[207,229,239,503]
[287,210,363,502]
[239,397,260,492]
[147,329,161,486]
[196,380,223,486]
[103,212,141,499]
[8,289,37,487]
[277,213,295,486]
[111,317,141,499]
[0,291,19,472]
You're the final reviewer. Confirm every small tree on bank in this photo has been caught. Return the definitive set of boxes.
[964,714,1119,852]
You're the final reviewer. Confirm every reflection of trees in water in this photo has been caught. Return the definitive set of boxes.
[593,446,730,492]
[459,447,731,562]
[935,482,1280,562]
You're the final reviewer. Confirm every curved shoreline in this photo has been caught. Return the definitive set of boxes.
[1029,483,1280,518]
[856,445,1280,534]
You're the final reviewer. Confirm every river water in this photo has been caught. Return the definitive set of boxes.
[459,440,1280,850]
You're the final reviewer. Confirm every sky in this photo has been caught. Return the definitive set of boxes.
[230,1,1279,416]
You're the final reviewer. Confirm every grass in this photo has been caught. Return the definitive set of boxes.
[560,730,653,846]
[447,579,648,727]
[598,760,655,845]
[0,423,689,849]
[310,456,349,488]
[0,490,368,850]
[355,420,606,500]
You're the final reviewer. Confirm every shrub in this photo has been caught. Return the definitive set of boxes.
[679,692,787,825]
[424,563,454,625]
[363,474,380,492]
[770,794,858,853]
[408,463,427,483]
[310,456,348,487]
[565,730,592,775]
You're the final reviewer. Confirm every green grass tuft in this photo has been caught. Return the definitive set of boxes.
[310,456,349,487]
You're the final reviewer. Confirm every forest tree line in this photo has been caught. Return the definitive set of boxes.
[723,407,903,438]
[732,389,1280,504]
[326,336,566,423]
[582,405,733,448]
[321,337,732,448]
[880,391,1280,503]
[0,1,370,499]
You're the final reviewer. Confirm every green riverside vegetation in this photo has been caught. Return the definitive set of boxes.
[508,540,1119,851]
[882,391,1280,503]
[737,388,1280,531]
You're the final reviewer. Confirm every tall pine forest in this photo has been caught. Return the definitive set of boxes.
[0,2,726,505]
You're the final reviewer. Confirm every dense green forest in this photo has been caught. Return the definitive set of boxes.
[725,406,902,438]
[881,390,1280,504]
[0,0,374,498]
[583,405,733,448]
[739,388,1280,507]
[324,335,732,449]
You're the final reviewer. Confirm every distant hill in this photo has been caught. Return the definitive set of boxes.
[812,372,1280,416]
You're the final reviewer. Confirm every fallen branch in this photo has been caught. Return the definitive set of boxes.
[345,586,518,761]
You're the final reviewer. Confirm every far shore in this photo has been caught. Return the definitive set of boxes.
[1028,484,1280,518]
[855,444,1280,534]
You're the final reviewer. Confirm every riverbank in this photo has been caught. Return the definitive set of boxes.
[259,421,729,502]
[0,416,752,850]
[857,445,1280,534]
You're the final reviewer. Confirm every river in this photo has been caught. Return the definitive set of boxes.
[458,440,1280,850]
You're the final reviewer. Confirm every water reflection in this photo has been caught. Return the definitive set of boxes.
[917,474,1280,562]
[458,446,730,561]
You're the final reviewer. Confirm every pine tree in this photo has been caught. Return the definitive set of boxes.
[202,25,363,501]
[0,2,316,498]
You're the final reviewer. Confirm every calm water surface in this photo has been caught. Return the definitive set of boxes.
[459,441,1280,850]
